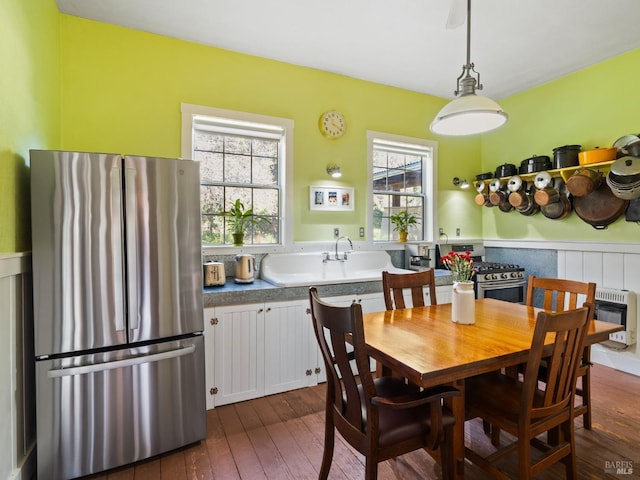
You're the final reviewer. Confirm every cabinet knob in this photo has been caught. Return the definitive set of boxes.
[210,387,218,395]
[306,308,311,315]
[306,369,312,376]
[210,317,218,325]
[315,367,321,374]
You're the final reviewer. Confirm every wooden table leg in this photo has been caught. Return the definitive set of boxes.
[446,378,466,479]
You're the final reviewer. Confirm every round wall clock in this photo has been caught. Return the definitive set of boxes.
[319,110,346,139]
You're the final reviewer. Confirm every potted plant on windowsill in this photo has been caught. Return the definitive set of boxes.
[390,211,417,242]
[225,199,269,246]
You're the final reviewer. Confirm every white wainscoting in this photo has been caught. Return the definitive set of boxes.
[0,253,36,480]
[558,248,640,376]
[485,239,640,376]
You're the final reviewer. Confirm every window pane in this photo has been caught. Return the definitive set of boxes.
[224,154,251,183]
[198,151,223,183]
[254,188,279,215]
[253,156,278,185]
[373,150,388,168]
[201,214,223,245]
[225,136,251,154]
[252,138,278,157]
[387,168,405,192]
[201,185,223,214]
[194,132,223,151]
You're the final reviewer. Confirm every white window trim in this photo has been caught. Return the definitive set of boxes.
[366,130,438,250]
[181,103,294,254]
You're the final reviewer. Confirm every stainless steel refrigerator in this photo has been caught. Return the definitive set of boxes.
[30,150,206,480]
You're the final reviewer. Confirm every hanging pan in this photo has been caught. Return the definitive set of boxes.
[572,182,628,229]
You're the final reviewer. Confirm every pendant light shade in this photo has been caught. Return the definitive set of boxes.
[430,94,507,136]
[429,0,508,136]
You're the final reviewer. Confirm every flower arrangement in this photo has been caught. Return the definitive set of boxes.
[440,250,476,283]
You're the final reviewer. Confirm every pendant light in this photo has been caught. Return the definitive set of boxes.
[430,0,508,136]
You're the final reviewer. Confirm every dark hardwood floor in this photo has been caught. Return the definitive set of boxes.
[85,364,639,479]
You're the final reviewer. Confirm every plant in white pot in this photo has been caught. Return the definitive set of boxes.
[390,211,417,242]
[225,199,269,246]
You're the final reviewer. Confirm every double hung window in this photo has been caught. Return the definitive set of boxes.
[369,132,437,243]
[182,104,293,248]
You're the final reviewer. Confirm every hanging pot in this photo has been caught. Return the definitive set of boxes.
[606,156,640,200]
[540,192,572,220]
[573,182,628,229]
[518,194,540,216]
[552,145,581,169]
[566,168,602,197]
[489,190,508,206]
[534,171,552,190]
[518,155,552,174]
[534,186,560,206]
[498,200,514,212]
[507,175,523,193]
[488,178,502,193]
[475,193,492,207]
[578,147,617,165]
[613,134,640,157]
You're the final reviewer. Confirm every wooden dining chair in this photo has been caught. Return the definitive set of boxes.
[465,305,592,480]
[526,275,597,429]
[309,287,460,480]
[382,269,437,310]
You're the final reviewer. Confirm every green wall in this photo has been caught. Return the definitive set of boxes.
[6,7,633,251]
[59,15,482,243]
[0,0,60,252]
[480,49,640,242]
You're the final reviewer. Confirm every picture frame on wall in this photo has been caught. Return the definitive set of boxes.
[310,186,354,211]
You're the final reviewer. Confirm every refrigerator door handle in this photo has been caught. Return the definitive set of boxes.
[125,166,140,331]
[111,166,126,332]
[46,344,196,378]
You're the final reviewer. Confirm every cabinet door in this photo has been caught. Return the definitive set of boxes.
[203,307,216,410]
[264,300,314,394]
[212,303,265,407]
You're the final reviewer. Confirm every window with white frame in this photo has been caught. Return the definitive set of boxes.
[181,104,293,247]
[368,132,437,243]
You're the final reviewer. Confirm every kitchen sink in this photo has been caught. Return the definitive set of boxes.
[260,251,412,287]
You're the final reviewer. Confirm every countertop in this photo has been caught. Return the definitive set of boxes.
[203,271,453,308]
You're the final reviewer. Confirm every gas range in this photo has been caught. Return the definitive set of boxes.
[474,262,525,283]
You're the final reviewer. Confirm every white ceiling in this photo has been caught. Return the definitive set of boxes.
[56,0,640,100]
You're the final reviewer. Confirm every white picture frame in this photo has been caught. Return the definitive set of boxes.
[309,186,354,211]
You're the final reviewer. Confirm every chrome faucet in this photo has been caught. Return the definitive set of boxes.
[335,235,353,261]
[322,235,353,262]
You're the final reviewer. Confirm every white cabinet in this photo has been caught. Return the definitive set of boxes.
[264,299,316,395]
[204,299,315,408]
[204,303,265,408]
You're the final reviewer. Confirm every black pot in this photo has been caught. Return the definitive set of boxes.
[475,172,493,181]
[519,155,552,174]
[494,163,517,178]
[553,145,581,169]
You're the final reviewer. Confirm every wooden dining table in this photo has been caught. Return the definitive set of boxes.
[361,298,624,479]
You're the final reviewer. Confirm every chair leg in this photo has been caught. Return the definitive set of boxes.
[364,458,378,480]
[581,367,592,430]
[319,421,335,480]
[561,420,578,480]
[517,428,532,480]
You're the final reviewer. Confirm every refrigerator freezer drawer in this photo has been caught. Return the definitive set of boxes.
[35,336,206,480]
